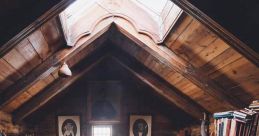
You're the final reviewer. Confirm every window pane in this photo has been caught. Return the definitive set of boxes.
[92,125,112,136]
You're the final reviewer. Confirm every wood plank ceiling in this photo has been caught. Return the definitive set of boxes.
[0,0,258,123]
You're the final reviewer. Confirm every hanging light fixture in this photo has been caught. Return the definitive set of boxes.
[58,62,72,77]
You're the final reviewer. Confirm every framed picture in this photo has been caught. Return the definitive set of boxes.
[129,115,152,136]
[87,81,122,123]
[57,116,81,136]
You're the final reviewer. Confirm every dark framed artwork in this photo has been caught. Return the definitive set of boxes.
[87,81,122,123]
[129,115,152,136]
[57,115,81,136]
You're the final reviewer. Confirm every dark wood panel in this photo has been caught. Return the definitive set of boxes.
[13,52,107,123]
[200,48,242,75]
[0,59,21,85]
[111,55,206,119]
[111,26,244,109]
[169,0,259,66]
[166,19,217,61]
[19,61,196,135]
[0,27,110,109]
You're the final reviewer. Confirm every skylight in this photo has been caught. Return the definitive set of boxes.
[136,0,168,14]
[59,0,182,45]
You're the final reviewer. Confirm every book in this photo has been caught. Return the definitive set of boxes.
[214,100,259,136]
[229,119,237,136]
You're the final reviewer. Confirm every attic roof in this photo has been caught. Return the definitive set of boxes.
[0,0,258,124]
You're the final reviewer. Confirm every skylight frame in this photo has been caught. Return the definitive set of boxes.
[59,0,183,45]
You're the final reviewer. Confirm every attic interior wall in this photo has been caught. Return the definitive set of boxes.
[22,59,197,136]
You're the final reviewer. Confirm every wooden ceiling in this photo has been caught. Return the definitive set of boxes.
[0,0,258,125]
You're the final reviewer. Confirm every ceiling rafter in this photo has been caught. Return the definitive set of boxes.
[13,52,208,123]
[109,25,245,109]
[0,26,110,109]
[13,53,108,123]
[110,55,207,119]
[2,23,247,116]
[169,0,259,67]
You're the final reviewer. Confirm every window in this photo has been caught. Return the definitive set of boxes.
[92,125,112,136]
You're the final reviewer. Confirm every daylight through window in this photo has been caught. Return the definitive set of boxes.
[92,125,112,136]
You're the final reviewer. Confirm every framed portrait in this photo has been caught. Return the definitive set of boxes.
[129,115,152,136]
[57,116,81,136]
[87,81,122,123]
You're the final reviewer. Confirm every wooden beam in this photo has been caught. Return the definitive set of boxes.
[169,0,259,66]
[0,0,75,57]
[110,27,245,109]
[13,54,108,123]
[110,55,206,119]
[0,25,110,109]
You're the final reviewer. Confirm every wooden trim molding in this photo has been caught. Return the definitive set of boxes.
[169,0,259,66]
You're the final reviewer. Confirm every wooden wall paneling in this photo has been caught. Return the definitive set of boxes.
[2,73,55,113]
[2,91,31,113]
[0,59,21,84]
[13,54,107,123]
[169,0,259,66]
[166,19,217,61]
[190,38,230,67]
[3,48,32,75]
[15,38,42,68]
[1,74,57,113]
[164,14,193,47]
[173,79,196,94]
[200,48,242,75]
[209,57,258,104]
[231,79,259,99]
[26,74,56,97]
[209,58,258,81]
[111,25,244,109]
[111,56,206,119]
[0,25,110,110]
[28,30,52,60]
[0,76,13,93]
[23,76,195,135]
[166,72,185,85]
[51,69,60,79]
[40,18,64,53]
[173,79,228,112]
[135,48,150,65]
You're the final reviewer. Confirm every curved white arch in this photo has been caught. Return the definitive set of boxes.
[60,0,182,46]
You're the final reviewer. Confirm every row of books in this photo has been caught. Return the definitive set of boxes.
[213,100,259,136]
[249,100,259,111]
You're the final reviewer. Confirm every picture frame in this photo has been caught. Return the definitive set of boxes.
[129,115,152,136]
[57,115,81,136]
[87,81,122,124]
